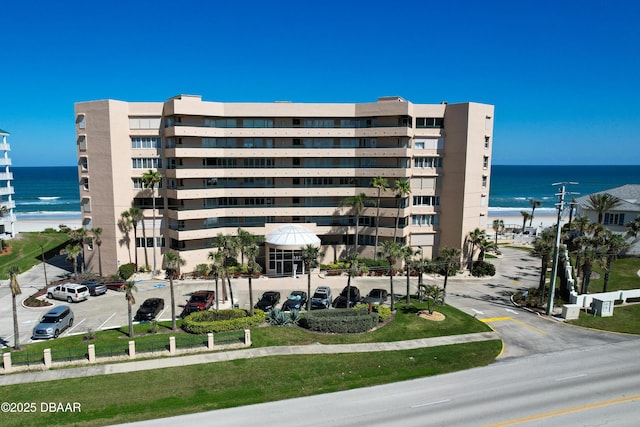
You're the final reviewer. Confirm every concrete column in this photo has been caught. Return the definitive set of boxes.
[169,336,176,355]
[2,352,11,372]
[88,344,96,363]
[43,348,52,369]
[207,333,214,349]
[244,329,251,346]
[128,341,136,359]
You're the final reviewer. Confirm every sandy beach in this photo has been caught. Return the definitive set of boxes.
[14,218,82,233]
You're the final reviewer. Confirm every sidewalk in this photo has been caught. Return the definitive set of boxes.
[0,331,498,386]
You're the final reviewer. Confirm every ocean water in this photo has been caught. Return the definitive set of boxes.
[489,165,640,217]
[11,166,81,221]
[6,165,640,221]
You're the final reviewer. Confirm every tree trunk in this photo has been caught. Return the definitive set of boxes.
[406,265,411,303]
[603,257,613,293]
[214,276,219,313]
[248,275,254,316]
[127,302,134,338]
[443,264,450,304]
[374,190,381,260]
[226,271,234,307]
[538,259,548,293]
[581,265,592,294]
[306,263,312,311]
[98,246,103,277]
[169,277,176,330]
[12,294,20,350]
[346,273,352,308]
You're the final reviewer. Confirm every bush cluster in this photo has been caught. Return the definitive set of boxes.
[181,309,266,334]
[300,308,378,333]
[353,303,391,322]
[118,263,136,280]
[471,261,496,277]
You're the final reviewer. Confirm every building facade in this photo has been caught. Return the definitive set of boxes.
[0,128,16,238]
[75,95,494,274]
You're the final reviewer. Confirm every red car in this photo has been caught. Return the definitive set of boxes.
[180,290,215,318]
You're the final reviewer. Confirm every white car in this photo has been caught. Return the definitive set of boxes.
[47,283,90,303]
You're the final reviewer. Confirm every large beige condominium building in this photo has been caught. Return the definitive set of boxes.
[75,95,494,275]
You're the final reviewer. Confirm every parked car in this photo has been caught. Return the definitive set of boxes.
[310,286,333,310]
[135,298,165,321]
[104,280,126,292]
[32,305,74,339]
[362,288,388,305]
[180,290,216,318]
[332,286,361,308]
[47,283,90,303]
[254,291,281,311]
[281,291,307,311]
[81,280,107,296]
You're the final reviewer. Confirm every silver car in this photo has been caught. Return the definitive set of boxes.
[47,283,90,303]
[32,305,74,339]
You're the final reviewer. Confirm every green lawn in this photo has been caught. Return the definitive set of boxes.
[568,303,640,334]
[0,231,69,279]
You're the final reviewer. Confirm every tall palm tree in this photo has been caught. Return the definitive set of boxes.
[245,243,260,316]
[520,211,532,235]
[128,207,145,268]
[8,266,21,349]
[599,231,630,293]
[529,199,541,226]
[466,228,486,268]
[92,227,103,277]
[237,227,262,266]
[214,233,239,307]
[345,256,366,308]
[64,244,82,279]
[587,193,622,224]
[118,211,133,264]
[492,219,504,244]
[571,216,591,279]
[141,169,163,274]
[579,239,604,294]
[68,228,86,273]
[438,246,461,303]
[380,240,402,311]
[341,193,370,256]
[164,250,186,331]
[476,236,499,261]
[400,245,415,303]
[393,179,411,243]
[208,250,224,312]
[371,176,388,260]
[301,244,323,311]
[124,281,138,338]
[531,230,554,302]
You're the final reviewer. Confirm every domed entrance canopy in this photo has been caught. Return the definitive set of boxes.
[265,225,320,248]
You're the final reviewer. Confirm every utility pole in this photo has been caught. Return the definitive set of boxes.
[41,244,48,289]
[546,182,577,316]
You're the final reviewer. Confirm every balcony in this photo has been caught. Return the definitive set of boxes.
[0,186,14,196]
[0,172,13,181]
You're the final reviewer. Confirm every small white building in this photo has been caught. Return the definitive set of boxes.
[0,128,16,238]
[576,184,640,255]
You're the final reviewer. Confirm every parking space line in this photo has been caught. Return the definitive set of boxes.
[98,312,117,330]
[66,318,86,335]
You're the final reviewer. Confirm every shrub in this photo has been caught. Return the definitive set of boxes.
[118,263,136,280]
[352,303,391,322]
[471,261,496,277]
[181,309,266,334]
[266,308,300,326]
[300,308,378,333]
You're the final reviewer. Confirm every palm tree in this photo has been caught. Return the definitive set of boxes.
[529,199,541,226]
[92,227,103,277]
[571,216,591,278]
[476,237,499,261]
[68,228,87,273]
[466,228,486,268]
[141,169,163,274]
[438,246,461,303]
[64,244,82,278]
[626,216,640,240]
[301,244,323,311]
[393,179,411,243]
[400,245,415,303]
[531,230,554,302]
[599,231,630,293]
[128,207,145,269]
[245,243,260,316]
[345,256,366,308]
[124,281,138,338]
[520,211,532,234]
[214,233,239,307]
[164,250,186,331]
[237,227,262,266]
[118,211,133,264]
[492,219,504,244]
[424,284,444,315]
[371,176,388,260]
[208,250,224,312]
[587,193,622,224]
[8,266,21,349]
[380,240,403,311]
[579,239,604,294]
[0,205,7,252]
[341,193,370,256]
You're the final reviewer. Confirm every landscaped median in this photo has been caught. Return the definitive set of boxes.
[0,300,502,427]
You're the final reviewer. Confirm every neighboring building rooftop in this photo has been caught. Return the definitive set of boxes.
[0,128,10,135]
[577,184,640,213]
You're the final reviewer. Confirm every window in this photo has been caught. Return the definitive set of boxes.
[413,196,440,206]
[414,157,442,168]
[242,119,274,128]
[204,118,237,128]
[132,137,161,149]
[416,117,444,128]
[77,135,87,151]
[77,114,86,129]
[484,136,490,149]
[603,213,625,226]
[412,215,439,226]
[293,158,300,166]
[132,158,162,169]
[482,175,488,188]
[485,116,492,130]
[81,198,91,213]
[129,117,161,129]
[82,177,89,191]
[483,156,489,169]
[80,157,88,171]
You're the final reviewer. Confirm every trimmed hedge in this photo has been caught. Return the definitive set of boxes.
[353,303,391,322]
[471,261,496,277]
[181,309,266,334]
[300,308,378,333]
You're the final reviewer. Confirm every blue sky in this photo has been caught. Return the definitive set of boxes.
[1,0,638,166]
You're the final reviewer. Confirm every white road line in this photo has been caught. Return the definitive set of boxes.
[556,374,588,381]
[506,308,518,314]
[411,399,451,408]
[66,318,86,335]
[98,312,117,330]
[472,309,484,315]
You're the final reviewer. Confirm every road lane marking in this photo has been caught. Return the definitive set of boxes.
[411,399,450,408]
[481,317,546,335]
[556,373,587,381]
[482,393,640,427]
[98,312,117,330]
[505,308,518,314]
[472,309,484,315]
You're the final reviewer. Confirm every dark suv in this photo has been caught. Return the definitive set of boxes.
[81,280,107,296]
[332,286,361,308]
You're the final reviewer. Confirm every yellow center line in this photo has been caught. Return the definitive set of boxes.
[482,393,640,427]
[481,317,546,335]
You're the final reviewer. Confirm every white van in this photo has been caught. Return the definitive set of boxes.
[47,283,90,303]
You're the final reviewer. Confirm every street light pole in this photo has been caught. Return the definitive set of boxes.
[41,245,48,289]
